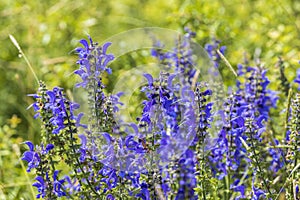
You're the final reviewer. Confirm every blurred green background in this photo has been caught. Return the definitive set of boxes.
[0,0,299,199]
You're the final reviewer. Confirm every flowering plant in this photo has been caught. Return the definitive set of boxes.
[20,29,299,200]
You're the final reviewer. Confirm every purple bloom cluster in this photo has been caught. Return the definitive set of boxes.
[31,170,66,198]
[75,38,123,134]
[75,37,114,88]
[22,140,67,198]
[209,62,281,198]
[46,87,86,134]
[22,141,54,172]
[22,31,300,199]
[151,29,198,85]
[175,150,197,200]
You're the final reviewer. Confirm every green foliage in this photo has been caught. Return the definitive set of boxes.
[0,115,35,200]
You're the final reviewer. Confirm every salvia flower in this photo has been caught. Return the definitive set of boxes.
[53,170,66,197]
[268,139,284,173]
[33,176,46,199]
[175,150,197,200]
[21,141,40,172]
[251,173,266,200]
[21,33,300,200]
[136,182,150,200]
[64,176,80,195]
[45,87,84,134]
[75,37,114,88]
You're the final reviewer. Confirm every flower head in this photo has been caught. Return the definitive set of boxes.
[75,38,114,88]
[32,176,46,198]
[21,141,40,172]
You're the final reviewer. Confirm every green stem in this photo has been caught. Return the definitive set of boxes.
[9,35,39,85]
[249,132,273,196]
[285,89,293,139]
[216,49,237,77]
[13,144,37,200]
[64,102,101,198]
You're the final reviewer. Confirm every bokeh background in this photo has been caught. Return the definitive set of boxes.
[0,0,299,199]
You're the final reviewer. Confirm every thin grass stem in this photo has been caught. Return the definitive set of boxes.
[216,49,237,77]
[9,34,39,85]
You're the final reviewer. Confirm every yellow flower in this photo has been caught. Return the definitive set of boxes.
[7,115,22,128]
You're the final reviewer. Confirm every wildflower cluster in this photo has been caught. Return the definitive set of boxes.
[22,29,300,200]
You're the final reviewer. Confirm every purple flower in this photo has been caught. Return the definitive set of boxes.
[75,38,114,88]
[125,135,139,151]
[27,94,41,118]
[99,167,118,191]
[76,112,87,129]
[78,134,87,162]
[53,170,66,197]
[64,176,80,194]
[151,30,199,84]
[45,143,54,152]
[106,171,118,190]
[144,73,154,86]
[231,179,246,199]
[106,194,115,200]
[21,141,40,172]
[268,139,284,173]
[136,182,150,200]
[102,132,114,144]
[252,185,266,200]
[175,150,197,199]
[44,87,86,134]
[209,94,246,180]
[241,66,278,119]
[32,176,46,198]
[209,64,278,196]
